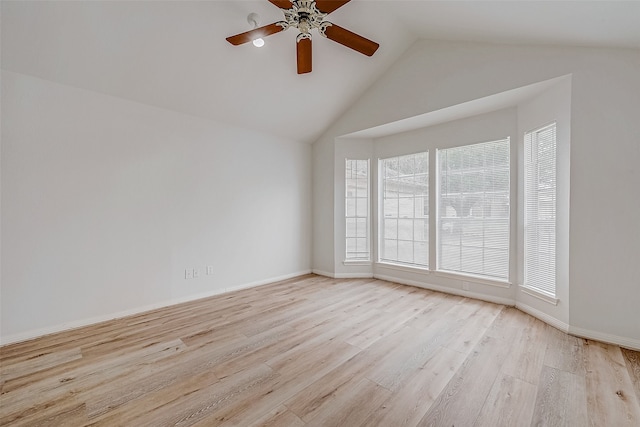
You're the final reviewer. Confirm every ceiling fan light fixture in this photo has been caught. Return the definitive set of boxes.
[247,13,265,47]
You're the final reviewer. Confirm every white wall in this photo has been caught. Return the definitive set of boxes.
[516,78,572,329]
[1,71,312,343]
[567,53,640,345]
[311,136,335,277]
[312,40,640,346]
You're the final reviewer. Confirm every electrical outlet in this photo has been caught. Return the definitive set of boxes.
[462,281,470,291]
[206,265,214,275]
[193,268,200,279]
[185,269,194,279]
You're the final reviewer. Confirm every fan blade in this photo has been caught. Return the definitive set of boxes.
[323,23,379,56]
[268,0,292,9]
[297,37,312,74]
[315,0,351,14]
[226,23,285,46]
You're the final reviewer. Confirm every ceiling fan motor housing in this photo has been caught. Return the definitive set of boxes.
[278,0,331,41]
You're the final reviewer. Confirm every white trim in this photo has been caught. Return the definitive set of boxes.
[311,269,336,278]
[6,270,637,353]
[374,273,515,306]
[224,270,312,292]
[520,285,559,305]
[435,270,512,289]
[516,301,569,333]
[344,158,371,261]
[0,270,312,346]
[376,261,430,274]
[374,276,639,351]
[343,260,372,266]
[568,325,640,351]
[334,272,374,279]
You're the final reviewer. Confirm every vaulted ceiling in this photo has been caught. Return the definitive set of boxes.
[2,1,639,143]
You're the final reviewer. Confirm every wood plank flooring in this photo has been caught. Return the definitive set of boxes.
[1,274,639,426]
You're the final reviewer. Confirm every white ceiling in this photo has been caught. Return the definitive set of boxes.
[2,1,639,143]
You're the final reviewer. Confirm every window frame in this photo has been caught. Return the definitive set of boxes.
[435,138,512,283]
[522,122,558,300]
[377,152,430,269]
[344,158,371,262]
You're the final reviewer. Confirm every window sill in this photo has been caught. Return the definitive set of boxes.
[435,270,512,289]
[375,261,430,274]
[343,260,372,266]
[520,285,559,306]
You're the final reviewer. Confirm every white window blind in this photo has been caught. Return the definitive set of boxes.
[380,152,429,267]
[345,159,370,260]
[524,123,557,296]
[438,139,510,280]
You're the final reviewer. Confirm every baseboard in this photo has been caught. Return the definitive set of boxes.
[379,276,640,350]
[309,273,640,351]
[568,325,640,351]
[0,270,312,346]
[387,278,639,351]
[334,272,374,279]
[523,313,640,352]
[374,273,516,306]
[223,270,312,293]
[311,269,335,278]
[515,302,570,333]
[312,269,374,279]
[5,270,638,352]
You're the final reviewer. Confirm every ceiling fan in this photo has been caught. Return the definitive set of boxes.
[226,0,379,74]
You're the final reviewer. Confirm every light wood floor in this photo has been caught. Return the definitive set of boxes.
[1,275,639,426]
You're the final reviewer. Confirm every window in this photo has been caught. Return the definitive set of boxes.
[380,152,429,267]
[345,159,369,260]
[524,123,557,296]
[438,139,510,280]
